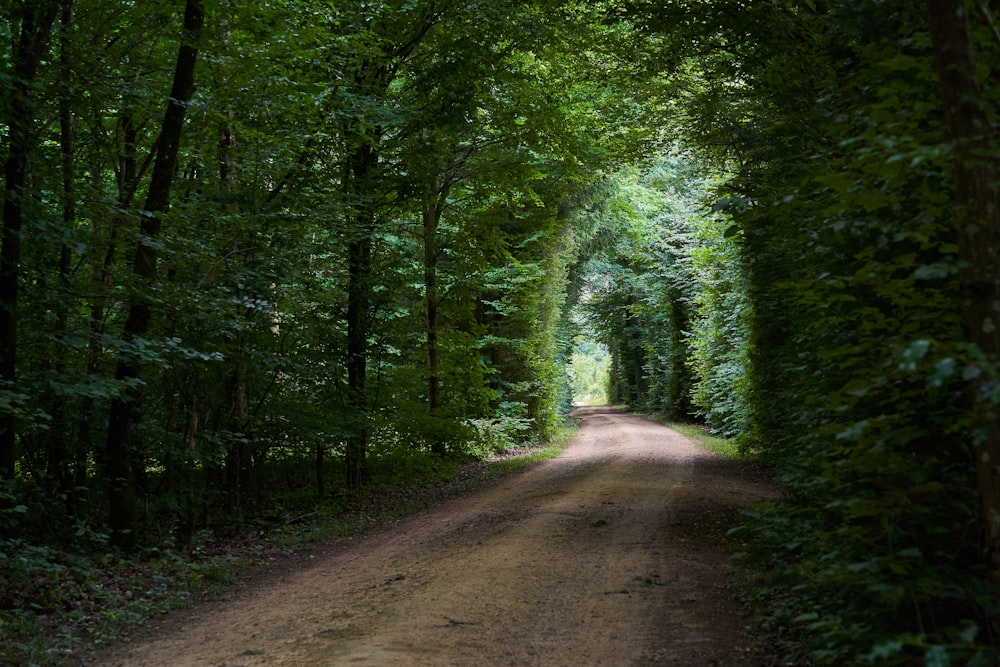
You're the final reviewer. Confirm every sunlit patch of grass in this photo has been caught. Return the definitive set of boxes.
[571,394,607,406]
[482,424,574,477]
[644,416,741,459]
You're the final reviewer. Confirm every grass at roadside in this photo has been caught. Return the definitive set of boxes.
[642,414,741,459]
[479,424,574,476]
[571,395,607,407]
[3,425,575,667]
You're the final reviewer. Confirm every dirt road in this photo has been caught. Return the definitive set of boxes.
[95,407,776,666]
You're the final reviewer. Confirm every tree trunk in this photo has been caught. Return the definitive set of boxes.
[342,132,376,489]
[105,0,204,547]
[422,184,450,455]
[927,0,1000,596]
[609,339,623,404]
[0,1,61,479]
[214,6,256,509]
[46,0,77,499]
[346,231,373,489]
[77,108,136,499]
[424,203,440,416]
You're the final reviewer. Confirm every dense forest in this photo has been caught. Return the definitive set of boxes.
[3,0,1000,664]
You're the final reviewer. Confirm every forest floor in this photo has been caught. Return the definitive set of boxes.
[90,406,779,666]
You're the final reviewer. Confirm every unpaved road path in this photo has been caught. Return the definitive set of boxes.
[96,407,777,666]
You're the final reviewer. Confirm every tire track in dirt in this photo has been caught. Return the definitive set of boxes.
[94,407,777,666]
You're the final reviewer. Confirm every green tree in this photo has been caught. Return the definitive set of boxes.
[635,1,999,662]
[103,0,204,548]
[0,0,62,480]
[567,340,610,404]
[927,0,1000,599]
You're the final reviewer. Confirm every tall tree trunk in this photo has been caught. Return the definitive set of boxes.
[210,0,257,509]
[346,232,373,488]
[422,188,448,438]
[338,7,441,487]
[624,293,644,404]
[0,1,61,480]
[105,0,204,547]
[424,203,440,416]
[422,185,450,455]
[667,288,693,419]
[344,137,379,489]
[609,339,623,404]
[46,0,77,500]
[77,108,136,496]
[927,0,1000,596]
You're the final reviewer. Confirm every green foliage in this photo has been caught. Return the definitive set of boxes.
[578,154,747,429]
[462,402,534,460]
[635,1,1000,663]
[686,210,751,438]
[567,339,610,405]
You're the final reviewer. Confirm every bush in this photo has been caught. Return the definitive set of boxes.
[462,402,532,459]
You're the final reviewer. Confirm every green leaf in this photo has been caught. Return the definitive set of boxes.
[927,358,955,388]
[899,339,931,371]
[868,640,903,660]
[912,263,953,281]
[924,645,950,667]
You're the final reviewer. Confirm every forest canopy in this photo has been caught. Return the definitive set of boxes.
[3,0,1000,664]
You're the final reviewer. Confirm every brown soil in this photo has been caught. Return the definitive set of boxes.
[93,407,778,666]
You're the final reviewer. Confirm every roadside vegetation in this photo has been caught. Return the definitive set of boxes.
[647,418,741,461]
